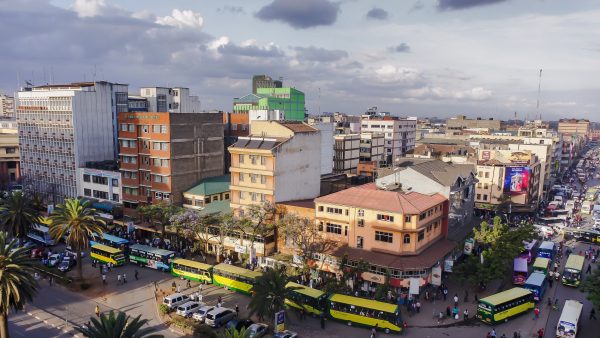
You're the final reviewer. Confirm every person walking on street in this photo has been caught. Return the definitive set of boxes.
[591,308,597,320]
[453,294,459,307]
[134,269,139,280]
[235,304,239,317]
[490,328,497,338]
[102,274,106,285]
[95,305,100,317]
[463,309,469,321]
[533,307,540,319]
[49,276,53,286]
[177,284,181,293]
[371,327,377,338]
[416,301,421,313]
[537,328,544,338]
[186,279,191,288]
[117,274,122,285]
[123,273,127,284]
[587,264,592,274]
[443,288,448,301]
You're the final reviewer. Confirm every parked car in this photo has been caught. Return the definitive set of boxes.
[58,256,76,272]
[205,308,236,328]
[163,293,190,310]
[65,246,85,258]
[176,301,202,317]
[192,305,215,323]
[47,254,61,267]
[533,224,554,238]
[273,330,299,338]
[247,323,269,338]
[226,318,254,331]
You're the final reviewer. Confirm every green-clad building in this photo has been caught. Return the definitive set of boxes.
[233,87,305,121]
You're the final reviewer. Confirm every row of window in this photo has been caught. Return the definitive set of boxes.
[120,124,168,134]
[83,174,119,187]
[239,191,266,202]
[238,173,268,184]
[238,154,267,165]
[121,156,170,168]
[183,193,230,206]
[120,140,169,151]
[83,188,119,202]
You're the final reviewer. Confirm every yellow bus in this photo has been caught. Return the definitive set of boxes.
[477,287,534,324]
[532,257,551,275]
[171,258,212,283]
[284,282,327,316]
[90,244,126,266]
[327,293,402,334]
[211,263,262,295]
[562,255,585,287]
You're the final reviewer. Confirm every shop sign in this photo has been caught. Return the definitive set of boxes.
[234,245,246,254]
[431,266,442,286]
[361,271,385,284]
[464,238,475,255]
[444,259,454,272]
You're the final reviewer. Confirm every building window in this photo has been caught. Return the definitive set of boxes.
[483,194,488,201]
[224,193,230,200]
[239,172,244,182]
[419,213,426,221]
[83,174,90,182]
[92,176,108,185]
[250,155,257,165]
[477,183,482,188]
[5,148,15,154]
[84,188,91,197]
[128,124,135,132]
[239,154,244,164]
[112,194,119,202]
[239,191,245,200]
[318,206,324,212]
[318,222,323,231]
[260,175,267,184]
[484,172,489,178]
[326,223,342,235]
[357,236,364,249]
[357,219,365,227]
[403,234,411,244]
[161,125,168,133]
[112,179,119,187]
[93,190,108,200]
[375,231,393,243]
[377,214,394,222]
[483,183,489,189]
[418,230,425,241]
[404,215,411,222]
[478,171,483,177]
[260,156,266,165]
[358,209,364,217]
[120,124,127,131]
[250,174,257,183]
[326,207,343,214]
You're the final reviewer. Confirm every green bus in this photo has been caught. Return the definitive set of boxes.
[562,254,585,287]
[90,244,126,266]
[477,287,534,324]
[533,257,551,275]
[328,293,402,334]
[212,263,262,295]
[171,258,212,283]
[284,282,327,316]
[128,244,174,271]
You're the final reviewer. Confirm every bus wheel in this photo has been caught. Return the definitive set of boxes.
[347,321,352,326]
[385,328,390,334]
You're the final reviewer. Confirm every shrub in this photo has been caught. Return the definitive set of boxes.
[158,304,170,315]
[170,315,197,331]
[193,324,217,338]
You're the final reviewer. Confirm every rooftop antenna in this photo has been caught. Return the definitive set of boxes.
[536,69,542,120]
[318,87,321,115]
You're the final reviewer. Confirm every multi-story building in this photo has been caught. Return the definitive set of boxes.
[359,132,385,164]
[252,75,282,94]
[360,113,416,164]
[228,121,321,216]
[139,87,201,113]
[0,94,14,118]
[446,115,504,132]
[118,112,223,215]
[182,174,230,210]
[333,134,360,174]
[310,122,334,175]
[474,149,541,213]
[558,119,590,139]
[233,87,305,122]
[313,184,453,287]
[16,82,126,203]
[77,161,123,204]
[0,124,20,186]
[376,159,476,240]
[410,143,476,164]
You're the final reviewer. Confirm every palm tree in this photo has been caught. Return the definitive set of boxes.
[76,310,163,338]
[49,198,105,281]
[192,324,217,338]
[218,327,249,338]
[0,191,40,245]
[0,231,38,338]
[248,266,297,321]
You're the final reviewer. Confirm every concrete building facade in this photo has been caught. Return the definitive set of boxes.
[140,87,201,113]
[558,119,590,139]
[118,112,223,215]
[77,165,122,205]
[333,134,360,174]
[360,116,416,164]
[16,82,123,202]
[446,115,503,131]
[0,127,20,186]
[0,94,14,118]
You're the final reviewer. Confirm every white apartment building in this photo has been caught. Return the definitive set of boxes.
[360,116,416,163]
[16,82,123,203]
[359,132,384,164]
[333,134,360,174]
[77,167,122,204]
[0,94,14,118]
[140,87,201,113]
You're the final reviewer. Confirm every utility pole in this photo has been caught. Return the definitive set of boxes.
[536,69,543,120]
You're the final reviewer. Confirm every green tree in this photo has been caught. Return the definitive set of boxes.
[49,198,105,281]
[248,266,297,322]
[582,261,600,310]
[138,202,182,238]
[238,202,277,262]
[279,214,337,272]
[0,191,40,245]
[193,324,218,338]
[76,310,163,338]
[218,327,249,338]
[0,231,38,338]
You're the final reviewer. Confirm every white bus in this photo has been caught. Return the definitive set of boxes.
[27,223,55,246]
[556,299,583,338]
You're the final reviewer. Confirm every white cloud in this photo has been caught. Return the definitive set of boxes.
[156,9,204,29]
[208,36,230,50]
[71,0,107,18]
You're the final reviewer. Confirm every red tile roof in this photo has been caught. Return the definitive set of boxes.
[315,183,447,214]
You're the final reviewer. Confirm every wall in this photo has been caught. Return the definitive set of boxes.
[77,168,122,203]
[312,122,334,175]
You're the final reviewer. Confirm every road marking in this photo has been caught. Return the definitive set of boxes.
[35,316,40,320]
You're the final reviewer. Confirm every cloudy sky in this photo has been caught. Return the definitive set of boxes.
[1,0,599,121]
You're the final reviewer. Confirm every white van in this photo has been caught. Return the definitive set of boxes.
[581,201,592,215]
[205,307,236,328]
[176,301,202,317]
[553,196,564,205]
[556,300,583,338]
[565,200,576,211]
[163,293,190,310]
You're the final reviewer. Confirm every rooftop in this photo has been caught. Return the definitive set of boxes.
[396,159,475,186]
[185,175,231,197]
[316,183,446,214]
[230,137,284,150]
[279,121,318,134]
[197,200,231,216]
[277,199,315,210]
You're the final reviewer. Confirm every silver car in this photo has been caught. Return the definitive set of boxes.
[205,308,236,328]
[192,305,215,323]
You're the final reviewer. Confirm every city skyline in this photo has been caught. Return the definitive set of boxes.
[1,0,600,121]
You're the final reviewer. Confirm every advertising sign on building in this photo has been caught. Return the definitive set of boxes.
[509,151,532,165]
[234,245,246,254]
[444,259,454,272]
[274,310,285,333]
[503,166,530,195]
[431,266,442,286]
[409,278,420,295]
[464,238,475,255]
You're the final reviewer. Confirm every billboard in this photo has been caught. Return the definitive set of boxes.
[504,166,530,195]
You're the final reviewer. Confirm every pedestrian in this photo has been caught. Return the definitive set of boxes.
[464,290,469,303]
[123,273,127,284]
[102,274,106,285]
[198,293,203,302]
[446,306,451,317]
[218,296,222,304]
[235,304,239,316]
[587,264,592,274]
[199,284,203,293]
[548,277,553,288]
[501,334,507,338]
[463,308,469,321]
[443,288,448,301]
[95,305,100,317]
[320,314,325,329]
[537,328,544,338]
[177,284,181,293]
[300,308,305,320]
[416,301,421,313]
[171,281,176,292]
[590,308,597,320]
[490,328,497,338]
[453,294,459,306]
[135,269,139,280]
[49,276,53,286]
[534,307,539,319]
[371,326,376,338]
[474,294,478,303]
[186,279,191,288]
[117,274,121,285]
